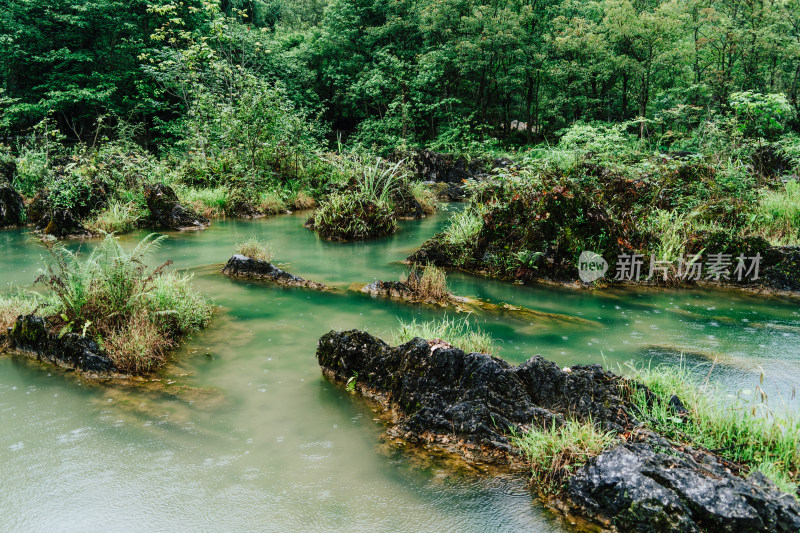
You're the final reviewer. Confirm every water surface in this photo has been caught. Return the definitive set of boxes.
[1,209,798,532]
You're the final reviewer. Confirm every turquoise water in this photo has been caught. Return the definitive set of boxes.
[1,208,798,532]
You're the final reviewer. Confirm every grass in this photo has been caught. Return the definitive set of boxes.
[408,182,438,214]
[235,237,272,261]
[175,185,228,218]
[86,201,142,235]
[35,233,213,373]
[291,190,316,210]
[402,263,450,301]
[0,293,47,331]
[393,316,497,355]
[511,419,617,496]
[755,180,800,245]
[443,205,484,246]
[626,361,800,494]
[257,189,287,214]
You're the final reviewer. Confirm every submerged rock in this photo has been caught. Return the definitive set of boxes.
[316,330,636,449]
[222,255,325,289]
[0,184,25,227]
[569,442,800,533]
[143,184,209,230]
[4,315,116,373]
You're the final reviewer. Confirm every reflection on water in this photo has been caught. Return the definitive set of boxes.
[1,209,798,532]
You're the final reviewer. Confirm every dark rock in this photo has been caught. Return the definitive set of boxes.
[568,442,800,533]
[361,280,417,300]
[143,183,209,230]
[405,150,489,183]
[5,315,116,373]
[391,186,426,219]
[222,254,325,289]
[752,145,792,181]
[26,192,49,224]
[36,209,90,238]
[0,184,25,227]
[407,233,459,268]
[316,330,638,448]
[761,246,800,292]
[0,157,16,184]
[668,394,689,415]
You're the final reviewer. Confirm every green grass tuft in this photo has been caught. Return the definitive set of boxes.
[393,316,497,354]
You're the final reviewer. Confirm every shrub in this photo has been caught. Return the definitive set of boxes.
[393,316,497,355]
[310,192,396,240]
[512,419,617,495]
[234,237,272,261]
[730,92,797,141]
[442,205,484,246]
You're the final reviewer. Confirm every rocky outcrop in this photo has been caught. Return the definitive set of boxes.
[143,184,209,230]
[36,208,90,238]
[361,280,421,301]
[761,246,800,292]
[405,150,487,183]
[4,315,116,373]
[569,443,800,533]
[222,255,325,289]
[316,329,800,532]
[0,184,25,227]
[316,330,636,450]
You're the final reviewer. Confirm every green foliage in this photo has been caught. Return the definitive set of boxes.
[627,361,800,494]
[393,316,497,355]
[442,206,484,247]
[34,234,212,373]
[754,181,800,245]
[730,92,797,141]
[310,192,395,241]
[512,419,617,495]
[235,237,273,261]
[87,202,143,235]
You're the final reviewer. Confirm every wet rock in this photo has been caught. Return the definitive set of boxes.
[36,208,90,238]
[568,442,800,533]
[143,184,209,230]
[4,315,116,373]
[361,280,417,300]
[391,186,426,219]
[405,150,487,183]
[222,254,325,289]
[316,330,637,449]
[0,184,25,227]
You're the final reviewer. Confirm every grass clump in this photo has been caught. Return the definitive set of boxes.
[310,192,395,240]
[86,201,142,235]
[393,316,497,354]
[0,293,49,331]
[402,263,450,301]
[755,180,800,245]
[257,189,288,214]
[512,419,617,495]
[627,361,800,494]
[35,233,213,373]
[235,237,272,261]
[443,205,484,246]
[175,185,228,218]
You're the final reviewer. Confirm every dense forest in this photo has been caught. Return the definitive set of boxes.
[2,0,799,150]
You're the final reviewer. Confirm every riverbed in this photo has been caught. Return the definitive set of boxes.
[1,208,798,532]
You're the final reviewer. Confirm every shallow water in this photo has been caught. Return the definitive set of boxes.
[1,209,799,532]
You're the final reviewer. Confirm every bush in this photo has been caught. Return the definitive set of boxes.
[730,92,797,141]
[310,192,396,240]
[754,180,800,245]
[35,234,213,373]
[393,316,497,355]
[442,205,484,247]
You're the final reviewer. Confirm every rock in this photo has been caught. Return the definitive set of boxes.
[0,157,16,184]
[5,315,116,373]
[36,208,90,238]
[391,186,426,219]
[143,184,209,230]
[316,330,638,449]
[0,184,25,227]
[361,280,417,300]
[222,254,325,289]
[26,192,49,224]
[761,246,800,292]
[405,150,488,183]
[568,442,800,533]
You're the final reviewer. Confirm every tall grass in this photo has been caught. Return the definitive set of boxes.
[35,234,213,373]
[235,237,272,261]
[257,189,287,214]
[0,293,48,331]
[87,201,142,235]
[512,419,617,495]
[443,205,484,246]
[311,192,396,240]
[402,263,449,301]
[393,316,497,354]
[626,361,800,493]
[755,180,800,245]
[175,185,228,218]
